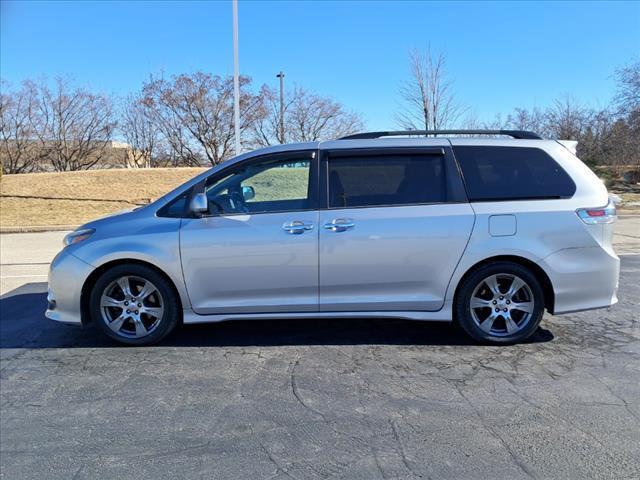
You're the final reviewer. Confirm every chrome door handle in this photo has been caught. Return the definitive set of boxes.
[324,218,355,232]
[283,221,314,234]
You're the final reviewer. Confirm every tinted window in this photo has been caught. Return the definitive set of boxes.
[205,156,312,215]
[328,154,446,208]
[453,146,576,201]
[157,192,188,218]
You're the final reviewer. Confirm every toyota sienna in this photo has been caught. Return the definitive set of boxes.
[46,130,619,345]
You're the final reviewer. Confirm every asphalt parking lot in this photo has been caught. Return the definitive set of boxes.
[1,219,639,479]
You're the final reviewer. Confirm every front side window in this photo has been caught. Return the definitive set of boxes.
[453,146,576,201]
[205,155,312,215]
[328,154,446,208]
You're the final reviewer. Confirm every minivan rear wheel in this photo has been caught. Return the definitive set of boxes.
[89,264,180,346]
[455,262,544,344]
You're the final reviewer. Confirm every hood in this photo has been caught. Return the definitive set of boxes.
[77,206,143,230]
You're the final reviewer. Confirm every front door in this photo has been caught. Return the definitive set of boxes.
[180,150,319,315]
[319,147,474,312]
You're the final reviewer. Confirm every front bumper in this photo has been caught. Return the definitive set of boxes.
[45,248,95,325]
[540,246,620,315]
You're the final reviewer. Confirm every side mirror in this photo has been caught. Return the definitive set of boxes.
[189,192,208,216]
[242,185,255,201]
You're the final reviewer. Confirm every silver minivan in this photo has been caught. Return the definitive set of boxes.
[46,130,620,345]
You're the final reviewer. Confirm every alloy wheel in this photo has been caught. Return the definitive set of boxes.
[469,273,535,337]
[99,275,164,339]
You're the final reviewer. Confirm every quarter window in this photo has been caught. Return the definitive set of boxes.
[157,192,188,218]
[453,146,576,201]
[328,154,446,208]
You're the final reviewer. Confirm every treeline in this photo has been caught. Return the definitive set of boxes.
[486,92,639,169]
[1,56,638,174]
[396,49,639,170]
[0,74,363,173]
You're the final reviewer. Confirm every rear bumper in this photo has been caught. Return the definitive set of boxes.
[540,246,620,315]
[45,249,94,325]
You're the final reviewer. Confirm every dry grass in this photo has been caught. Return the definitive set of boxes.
[0,168,206,227]
[619,192,640,208]
[2,167,637,229]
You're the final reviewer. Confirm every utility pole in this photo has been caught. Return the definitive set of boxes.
[232,0,241,156]
[276,71,285,143]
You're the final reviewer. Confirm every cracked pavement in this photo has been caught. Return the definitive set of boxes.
[0,230,639,479]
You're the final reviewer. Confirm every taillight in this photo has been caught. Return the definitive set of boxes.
[576,200,616,224]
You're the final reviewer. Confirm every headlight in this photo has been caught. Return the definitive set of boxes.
[63,228,95,247]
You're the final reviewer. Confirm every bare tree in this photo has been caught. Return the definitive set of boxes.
[251,84,292,146]
[503,107,547,134]
[396,47,465,131]
[493,97,622,167]
[613,59,640,117]
[251,85,363,146]
[144,95,201,167]
[120,94,158,168]
[611,59,640,168]
[491,97,589,139]
[141,72,264,166]
[287,87,363,142]
[32,78,115,171]
[0,80,43,174]
[544,97,592,139]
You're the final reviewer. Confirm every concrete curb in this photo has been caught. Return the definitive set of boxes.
[1,225,78,234]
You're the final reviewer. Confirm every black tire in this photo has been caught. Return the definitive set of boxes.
[454,261,545,345]
[90,264,180,346]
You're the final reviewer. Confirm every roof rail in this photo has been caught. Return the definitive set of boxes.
[339,130,543,140]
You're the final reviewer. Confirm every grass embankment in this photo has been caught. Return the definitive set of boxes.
[0,166,637,230]
[0,168,206,228]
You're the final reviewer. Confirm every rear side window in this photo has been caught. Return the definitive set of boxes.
[453,146,576,201]
[328,154,446,208]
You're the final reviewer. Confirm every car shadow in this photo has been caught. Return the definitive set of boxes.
[0,290,554,349]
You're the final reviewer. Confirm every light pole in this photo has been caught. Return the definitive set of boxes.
[276,71,285,143]
[232,0,241,156]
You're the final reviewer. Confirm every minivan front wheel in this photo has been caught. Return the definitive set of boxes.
[455,262,545,344]
[89,264,180,345]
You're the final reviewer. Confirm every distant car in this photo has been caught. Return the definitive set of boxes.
[46,130,619,345]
